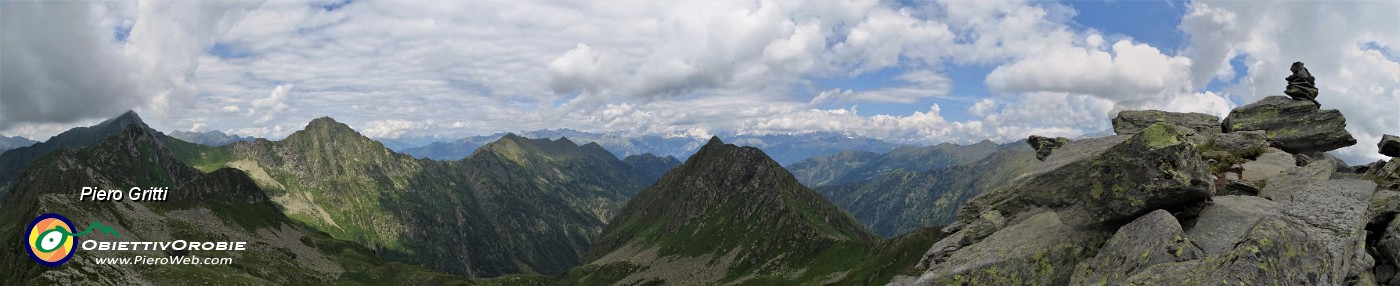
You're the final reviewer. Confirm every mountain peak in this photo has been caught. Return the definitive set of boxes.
[588,135,874,272]
[706,136,724,146]
[305,116,348,130]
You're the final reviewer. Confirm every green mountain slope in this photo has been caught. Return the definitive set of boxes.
[0,124,467,285]
[173,117,676,277]
[571,137,881,285]
[816,143,1040,237]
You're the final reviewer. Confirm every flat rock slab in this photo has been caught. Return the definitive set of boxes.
[1113,110,1221,135]
[909,211,1109,286]
[1241,150,1294,183]
[1223,95,1357,154]
[1186,195,1281,255]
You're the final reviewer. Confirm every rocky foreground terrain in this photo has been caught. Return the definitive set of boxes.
[894,95,1400,285]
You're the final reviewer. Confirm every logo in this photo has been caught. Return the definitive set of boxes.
[24,213,120,266]
[26,214,76,266]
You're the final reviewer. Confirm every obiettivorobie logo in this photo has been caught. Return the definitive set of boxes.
[24,213,249,267]
[25,213,121,266]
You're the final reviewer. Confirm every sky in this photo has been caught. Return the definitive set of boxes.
[1,0,1397,164]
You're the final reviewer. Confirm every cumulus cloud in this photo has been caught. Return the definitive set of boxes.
[811,70,952,104]
[0,0,262,130]
[249,84,294,125]
[3,0,1393,167]
[1179,1,1400,164]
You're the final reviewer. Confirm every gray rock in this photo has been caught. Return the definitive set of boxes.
[1028,135,1070,161]
[1273,178,1377,279]
[1070,210,1203,285]
[1223,181,1260,196]
[1112,110,1222,136]
[1186,195,1281,255]
[1369,190,1400,225]
[1379,218,1400,280]
[1381,134,1400,157]
[1124,217,1338,285]
[1364,158,1400,190]
[1258,158,1338,201]
[1240,149,1294,183]
[959,210,1006,245]
[909,211,1110,286]
[1284,61,1320,106]
[962,123,1213,228]
[1209,130,1268,158]
[1222,95,1357,154]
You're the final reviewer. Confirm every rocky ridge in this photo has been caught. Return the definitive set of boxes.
[893,95,1398,285]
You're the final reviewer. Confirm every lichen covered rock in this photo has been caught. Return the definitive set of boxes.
[962,123,1213,228]
[1070,210,1203,285]
[1113,110,1222,136]
[1028,135,1070,161]
[1222,95,1357,154]
[1123,217,1337,285]
[907,211,1109,286]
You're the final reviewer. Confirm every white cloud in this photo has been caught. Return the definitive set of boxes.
[0,0,262,130]
[250,84,293,125]
[1180,1,1400,164]
[810,69,952,105]
[4,0,1394,167]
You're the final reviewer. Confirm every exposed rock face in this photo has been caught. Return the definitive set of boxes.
[1123,217,1336,285]
[1028,135,1069,161]
[1070,210,1204,285]
[1112,110,1221,136]
[964,123,1213,228]
[1381,134,1400,157]
[1209,130,1268,158]
[1186,195,1280,255]
[901,100,1390,286]
[910,211,1109,285]
[1240,149,1294,183]
[1222,95,1357,154]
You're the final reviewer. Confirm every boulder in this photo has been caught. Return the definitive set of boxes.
[1381,134,1400,157]
[1208,130,1268,158]
[1257,158,1339,201]
[1222,95,1357,154]
[1028,135,1070,161]
[1070,210,1203,285]
[962,123,1213,228]
[1124,217,1338,285]
[1364,158,1400,190]
[1240,149,1294,183]
[1377,215,1400,283]
[1273,178,1378,279]
[1368,190,1400,225]
[1186,195,1280,255]
[1112,110,1222,136]
[906,211,1109,286]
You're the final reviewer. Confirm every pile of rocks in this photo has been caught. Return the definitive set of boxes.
[892,92,1400,285]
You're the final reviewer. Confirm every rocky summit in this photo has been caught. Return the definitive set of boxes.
[1113,110,1221,136]
[1381,134,1400,158]
[894,95,1395,286]
[1223,95,1357,154]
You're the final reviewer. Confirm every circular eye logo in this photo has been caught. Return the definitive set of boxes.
[26,213,77,266]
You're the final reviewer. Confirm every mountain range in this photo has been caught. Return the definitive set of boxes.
[0,122,468,284]
[562,137,937,285]
[172,117,678,277]
[402,129,907,166]
[166,130,256,146]
[0,135,36,153]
